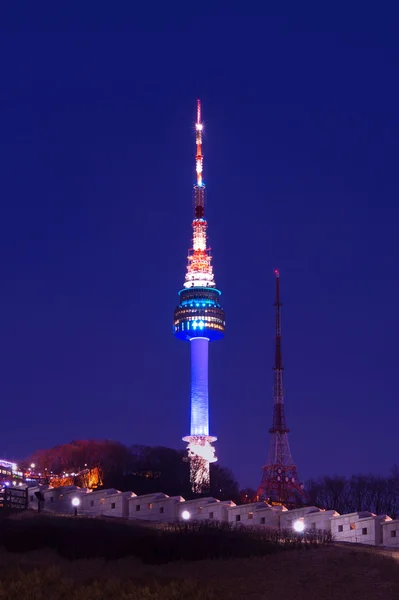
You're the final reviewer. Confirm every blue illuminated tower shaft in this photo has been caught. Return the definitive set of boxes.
[190,337,209,435]
[182,336,218,492]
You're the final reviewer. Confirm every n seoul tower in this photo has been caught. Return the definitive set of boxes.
[174,100,225,493]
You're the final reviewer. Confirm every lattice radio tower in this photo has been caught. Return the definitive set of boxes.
[257,270,306,507]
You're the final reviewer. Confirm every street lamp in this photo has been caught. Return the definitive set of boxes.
[293,519,305,533]
[71,497,80,517]
[181,510,191,521]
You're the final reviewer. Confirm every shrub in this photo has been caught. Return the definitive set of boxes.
[0,515,331,564]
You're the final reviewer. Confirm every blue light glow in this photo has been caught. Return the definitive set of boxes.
[190,337,209,435]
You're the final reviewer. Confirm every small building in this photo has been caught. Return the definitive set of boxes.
[28,485,89,514]
[150,494,185,521]
[97,490,136,518]
[280,506,322,530]
[177,497,219,521]
[177,499,235,523]
[128,493,172,520]
[303,509,340,532]
[228,502,273,525]
[80,488,121,516]
[197,500,236,523]
[56,486,89,514]
[255,504,287,527]
[331,512,391,545]
[382,519,399,548]
[27,485,51,511]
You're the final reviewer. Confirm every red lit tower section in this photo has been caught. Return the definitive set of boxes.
[257,271,306,507]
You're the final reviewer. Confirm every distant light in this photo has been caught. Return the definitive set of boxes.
[4,481,9,486]
[12,481,16,486]
[71,497,80,507]
[30,463,35,469]
[293,519,304,532]
[182,510,191,521]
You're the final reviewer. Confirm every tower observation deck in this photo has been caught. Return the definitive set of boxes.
[174,100,225,493]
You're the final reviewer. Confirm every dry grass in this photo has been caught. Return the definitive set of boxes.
[0,545,399,599]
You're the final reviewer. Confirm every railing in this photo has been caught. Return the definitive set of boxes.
[0,487,28,510]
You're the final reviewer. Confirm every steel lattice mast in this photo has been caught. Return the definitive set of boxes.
[174,100,226,493]
[257,270,306,506]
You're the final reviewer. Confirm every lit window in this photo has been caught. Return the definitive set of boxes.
[350,523,355,530]
[100,498,105,505]
[148,503,153,509]
[248,512,253,520]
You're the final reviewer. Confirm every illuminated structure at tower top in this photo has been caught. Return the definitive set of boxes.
[182,100,216,291]
[174,100,225,493]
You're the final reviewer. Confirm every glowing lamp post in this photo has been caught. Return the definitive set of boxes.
[71,497,80,517]
[293,519,304,533]
[181,510,191,521]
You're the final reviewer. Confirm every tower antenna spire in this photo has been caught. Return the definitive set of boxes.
[257,270,306,507]
[195,98,204,188]
[274,269,282,373]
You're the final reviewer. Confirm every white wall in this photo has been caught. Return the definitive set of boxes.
[27,485,47,511]
[190,500,235,523]
[280,506,322,529]
[150,495,185,521]
[99,491,136,518]
[228,503,269,525]
[303,510,340,532]
[177,497,219,521]
[331,512,390,545]
[80,488,121,516]
[128,493,170,520]
[28,485,88,514]
[227,503,287,527]
[382,519,399,548]
[254,506,284,528]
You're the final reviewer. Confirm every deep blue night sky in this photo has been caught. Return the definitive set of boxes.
[0,8,398,488]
